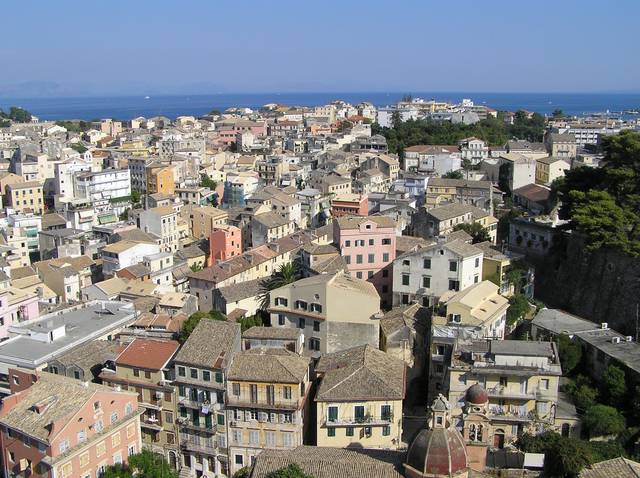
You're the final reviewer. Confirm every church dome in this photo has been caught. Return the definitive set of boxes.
[404,394,468,478]
[465,383,488,405]
[405,427,468,477]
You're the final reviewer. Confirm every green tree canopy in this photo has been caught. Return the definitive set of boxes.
[558,130,640,256]
[265,464,314,478]
[102,450,178,478]
[70,142,88,154]
[563,375,598,412]
[180,310,227,342]
[452,222,491,243]
[506,294,530,326]
[0,106,32,123]
[442,170,464,180]
[556,334,582,374]
[583,404,626,437]
[200,173,217,190]
[258,262,301,310]
[601,364,626,407]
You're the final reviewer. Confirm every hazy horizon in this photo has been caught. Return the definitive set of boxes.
[1,0,638,98]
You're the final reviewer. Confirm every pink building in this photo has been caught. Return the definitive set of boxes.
[0,368,142,478]
[0,288,40,341]
[209,225,242,266]
[333,215,397,308]
[331,193,368,218]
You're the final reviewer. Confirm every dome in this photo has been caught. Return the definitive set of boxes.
[465,383,488,405]
[405,427,468,477]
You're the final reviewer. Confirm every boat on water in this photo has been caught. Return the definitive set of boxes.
[144,96,151,99]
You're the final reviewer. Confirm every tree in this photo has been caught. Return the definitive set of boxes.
[452,222,491,243]
[238,314,264,332]
[200,173,217,190]
[506,294,530,326]
[258,262,301,310]
[563,375,598,412]
[1,106,32,123]
[504,259,528,293]
[443,170,463,180]
[102,450,178,478]
[233,467,251,478]
[552,109,565,118]
[338,120,353,132]
[265,464,314,478]
[583,404,626,437]
[556,334,582,374]
[208,109,222,116]
[516,432,593,478]
[180,310,227,342]
[189,262,203,273]
[601,364,626,407]
[70,142,88,154]
[131,190,142,205]
[119,209,130,221]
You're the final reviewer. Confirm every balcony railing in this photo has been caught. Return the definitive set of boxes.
[180,435,218,455]
[323,414,393,427]
[226,396,301,410]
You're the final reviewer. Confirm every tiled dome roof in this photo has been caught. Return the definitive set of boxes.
[465,383,489,405]
[405,427,468,477]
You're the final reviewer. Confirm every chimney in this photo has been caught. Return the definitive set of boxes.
[601,322,608,330]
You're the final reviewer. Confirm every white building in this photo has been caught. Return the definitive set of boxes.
[458,137,489,165]
[139,206,179,252]
[101,240,160,277]
[73,169,131,211]
[392,239,483,306]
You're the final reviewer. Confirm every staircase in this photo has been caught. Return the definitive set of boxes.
[179,467,193,478]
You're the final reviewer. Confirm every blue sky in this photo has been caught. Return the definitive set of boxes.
[1,0,638,96]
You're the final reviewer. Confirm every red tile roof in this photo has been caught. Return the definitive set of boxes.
[115,338,180,370]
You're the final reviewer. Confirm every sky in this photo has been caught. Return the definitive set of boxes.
[1,0,639,97]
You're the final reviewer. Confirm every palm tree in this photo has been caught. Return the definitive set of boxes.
[258,261,301,311]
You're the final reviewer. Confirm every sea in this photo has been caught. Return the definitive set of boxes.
[1,92,639,121]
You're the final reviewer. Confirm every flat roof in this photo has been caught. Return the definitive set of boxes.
[0,301,136,371]
[531,309,601,335]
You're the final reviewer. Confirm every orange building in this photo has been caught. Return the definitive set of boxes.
[146,165,175,195]
[209,225,242,266]
[0,369,142,478]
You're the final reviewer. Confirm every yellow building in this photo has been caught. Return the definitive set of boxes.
[147,165,176,195]
[535,156,571,186]
[6,181,44,214]
[447,339,562,445]
[226,348,311,474]
[441,280,509,339]
[100,338,181,468]
[315,345,405,449]
[474,241,519,296]
[180,204,229,240]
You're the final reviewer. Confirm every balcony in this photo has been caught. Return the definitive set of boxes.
[140,399,163,410]
[140,419,163,432]
[323,414,393,427]
[178,418,217,434]
[488,405,530,422]
[180,434,219,455]
[178,397,223,412]
[486,385,536,400]
[226,397,301,411]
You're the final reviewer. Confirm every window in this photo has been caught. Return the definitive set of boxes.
[354,406,365,422]
[381,405,391,421]
[202,370,211,381]
[235,455,244,465]
[250,384,258,403]
[382,269,389,278]
[93,401,101,411]
[449,261,458,272]
[125,402,133,415]
[383,425,391,436]
[449,314,461,323]
[128,444,136,456]
[165,411,174,424]
[80,452,90,467]
[475,258,480,268]
[382,252,389,262]
[298,318,306,329]
[309,338,320,351]
[423,258,431,269]
[190,368,198,379]
[217,414,225,426]
[328,406,338,422]
[540,379,549,390]
[266,431,276,447]
[110,412,118,424]
[111,432,121,447]
[474,275,479,283]
[346,427,354,436]
[295,300,307,310]
[345,240,351,247]
[369,239,374,246]
[353,254,362,264]
[275,297,288,307]
[77,429,86,444]
[422,276,431,288]
[278,314,285,325]
[402,294,409,305]
[368,271,373,279]
[402,274,410,286]
[94,420,104,433]
[249,430,259,445]
[144,371,151,379]
[283,386,292,400]
[402,259,410,266]
[368,254,375,263]
[310,303,322,313]
[283,432,293,447]
[59,439,70,453]
[133,368,140,377]
[178,366,186,377]
[313,320,320,332]
[448,280,460,291]
[344,255,351,265]
[382,238,391,245]
[327,427,336,437]
[215,372,223,383]
[96,441,106,457]
[233,383,241,396]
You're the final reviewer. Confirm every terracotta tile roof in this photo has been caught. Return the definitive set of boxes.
[115,338,180,370]
[315,345,405,402]
[228,348,310,383]
[580,457,640,478]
